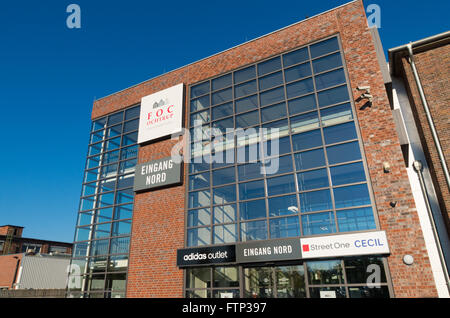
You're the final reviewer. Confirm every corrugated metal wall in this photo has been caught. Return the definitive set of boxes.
[17,255,70,289]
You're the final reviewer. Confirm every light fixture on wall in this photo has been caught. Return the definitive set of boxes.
[357,86,373,107]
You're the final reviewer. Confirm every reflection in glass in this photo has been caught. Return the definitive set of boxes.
[307,260,343,285]
[244,267,273,298]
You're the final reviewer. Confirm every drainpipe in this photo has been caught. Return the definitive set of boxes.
[406,43,450,191]
[413,160,450,294]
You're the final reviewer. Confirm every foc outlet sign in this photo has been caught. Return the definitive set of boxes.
[138,83,184,144]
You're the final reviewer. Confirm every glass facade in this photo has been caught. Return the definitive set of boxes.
[187,36,377,247]
[67,104,140,298]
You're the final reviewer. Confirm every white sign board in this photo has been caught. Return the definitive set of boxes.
[300,231,390,259]
[138,83,184,144]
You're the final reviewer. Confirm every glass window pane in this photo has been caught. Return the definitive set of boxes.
[187,227,211,247]
[84,169,99,183]
[97,192,115,208]
[288,94,316,115]
[123,119,139,133]
[234,66,256,84]
[240,199,266,220]
[321,103,353,127]
[292,129,323,151]
[259,71,283,91]
[286,78,314,99]
[108,112,123,126]
[120,145,138,160]
[235,95,258,113]
[191,81,210,98]
[236,110,259,128]
[190,109,210,126]
[75,226,92,242]
[235,80,256,98]
[90,239,109,256]
[310,37,340,58]
[213,166,235,186]
[241,220,268,241]
[212,102,233,120]
[283,47,309,67]
[239,180,265,200]
[260,86,285,107]
[315,68,346,91]
[262,119,290,139]
[100,163,117,179]
[92,117,106,132]
[302,212,336,236]
[313,52,342,73]
[125,105,140,120]
[348,286,389,298]
[212,117,234,134]
[96,207,113,223]
[188,190,211,209]
[294,148,325,171]
[268,194,298,216]
[258,57,281,76]
[114,204,133,220]
[309,287,346,298]
[80,196,96,211]
[334,184,371,208]
[93,223,111,239]
[330,162,366,186]
[213,224,238,244]
[213,267,239,288]
[106,124,122,139]
[317,85,349,107]
[115,188,134,205]
[212,185,235,205]
[187,208,211,227]
[323,121,357,145]
[265,154,293,175]
[105,137,121,151]
[117,174,134,189]
[90,130,105,144]
[212,88,232,105]
[88,143,103,156]
[212,74,232,91]
[110,237,130,254]
[73,242,89,258]
[290,111,319,134]
[297,168,329,191]
[262,136,291,159]
[121,132,138,146]
[214,204,237,224]
[108,255,129,272]
[327,141,361,164]
[189,172,210,191]
[284,63,311,83]
[190,95,210,113]
[337,207,376,232]
[237,162,264,181]
[261,102,286,123]
[82,182,98,197]
[267,174,296,196]
[299,189,332,212]
[78,211,94,227]
[270,216,300,239]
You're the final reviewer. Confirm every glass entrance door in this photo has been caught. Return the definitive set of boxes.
[244,265,306,298]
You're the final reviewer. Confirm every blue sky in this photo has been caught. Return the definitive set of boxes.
[0,0,448,243]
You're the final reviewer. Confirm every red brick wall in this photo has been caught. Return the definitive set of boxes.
[0,254,23,289]
[400,45,450,232]
[92,0,438,298]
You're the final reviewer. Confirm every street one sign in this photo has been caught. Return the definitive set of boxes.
[300,231,390,259]
[137,83,184,144]
[133,156,183,192]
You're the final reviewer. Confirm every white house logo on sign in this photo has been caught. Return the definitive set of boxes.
[300,231,390,259]
[138,83,184,144]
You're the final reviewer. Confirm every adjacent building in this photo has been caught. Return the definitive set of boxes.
[67,0,450,298]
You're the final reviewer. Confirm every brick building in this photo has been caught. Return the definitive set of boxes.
[0,225,72,256]
[67,0,449,298]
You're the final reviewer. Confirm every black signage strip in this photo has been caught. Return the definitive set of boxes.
[177,245,236,267]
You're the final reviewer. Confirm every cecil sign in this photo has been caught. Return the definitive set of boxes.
[133,157,182,192]
[137,83,184,144]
